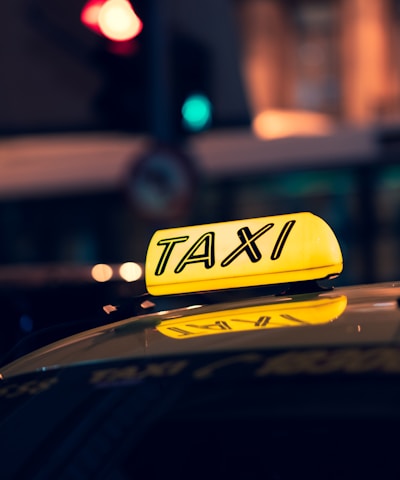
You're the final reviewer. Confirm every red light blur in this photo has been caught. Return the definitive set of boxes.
[81,0,143,42]
[80,0,106,34]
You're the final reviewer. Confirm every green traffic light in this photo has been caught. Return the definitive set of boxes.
[181,93,212,131]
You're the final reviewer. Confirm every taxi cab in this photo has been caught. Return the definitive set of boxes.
[1,212,400,479]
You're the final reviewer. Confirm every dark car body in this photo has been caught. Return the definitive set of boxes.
[2,280,400,479]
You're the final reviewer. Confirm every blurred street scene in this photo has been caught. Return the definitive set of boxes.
[2,0,400,359]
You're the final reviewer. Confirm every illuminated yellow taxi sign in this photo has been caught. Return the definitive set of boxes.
[157,295,347,339]
[145,212,343,296]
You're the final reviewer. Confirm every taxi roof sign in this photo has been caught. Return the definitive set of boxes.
[145,212,343,296]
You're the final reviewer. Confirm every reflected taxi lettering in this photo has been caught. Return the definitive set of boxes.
[156,295,347,339]
[146,212,343,295]
[87,347,400,389]
[0,377,58,399]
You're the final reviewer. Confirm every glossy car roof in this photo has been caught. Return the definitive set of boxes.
[2,281,400,379]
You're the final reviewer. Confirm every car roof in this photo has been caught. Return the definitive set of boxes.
[2,280,400,379]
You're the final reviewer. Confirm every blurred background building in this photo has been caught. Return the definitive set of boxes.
[2,0,400,358]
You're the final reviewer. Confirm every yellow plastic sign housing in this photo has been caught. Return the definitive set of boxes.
[157,295,347,339]
[145,212,343,296]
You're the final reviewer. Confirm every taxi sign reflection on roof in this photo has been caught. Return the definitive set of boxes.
[145,212,343,296]
[157,294,347,339]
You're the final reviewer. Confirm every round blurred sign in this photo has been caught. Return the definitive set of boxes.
[126,145,197,222]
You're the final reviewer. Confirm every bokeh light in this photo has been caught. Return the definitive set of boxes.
[181,93,212,131]
[98,0,143,41]
[91,263,113,282]
[119,262,143,282]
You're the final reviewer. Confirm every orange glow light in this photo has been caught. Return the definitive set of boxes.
[91,263,113,282]
[252,109,334,140]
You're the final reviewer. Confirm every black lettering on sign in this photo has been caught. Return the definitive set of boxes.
[271,220,296,260]
[221,223,274,267]
[175,232,215,273]
[153,219,297,277]
[155,236,188,275]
